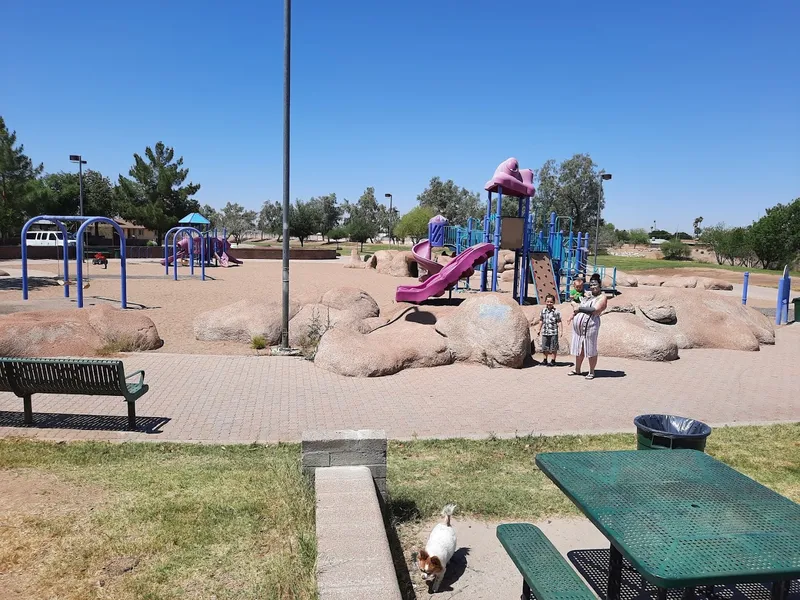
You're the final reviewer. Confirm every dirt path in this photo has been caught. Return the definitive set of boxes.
[631,266,798,290]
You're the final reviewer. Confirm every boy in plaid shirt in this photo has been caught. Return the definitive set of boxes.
[535,293,562,366]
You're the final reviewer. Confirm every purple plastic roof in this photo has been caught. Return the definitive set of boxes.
[484,157,535,197]
[429,214,448,225]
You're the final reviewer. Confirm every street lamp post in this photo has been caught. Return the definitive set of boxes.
[594,173,612,267]
[280,0,292,350]
[69,154,87,216]
[384,193,393,243]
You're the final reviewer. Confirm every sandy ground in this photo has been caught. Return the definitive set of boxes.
[0,258,422,355]
[0,258,794,355]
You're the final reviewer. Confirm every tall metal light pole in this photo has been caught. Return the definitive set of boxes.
[594,173,612,266]
[280,0,292,350]
[69,154,87,216]
[384,193,393,243]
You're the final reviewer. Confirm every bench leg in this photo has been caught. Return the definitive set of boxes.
[657,589,668,600]
[522,580,531,600]
[608,544,623,600]
[23,395,33,425]
[127,402,136,431]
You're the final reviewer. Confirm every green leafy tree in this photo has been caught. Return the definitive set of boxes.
[217,202,257,244]
[394,206,434,244]
[749,199,800,269]
[344,187,388,242]
[199,203,220,228]
[347,217,378,251]
[535,154,607,232]
[416,177,482,225]
[675,231,692,240]
[309,193,342,240]
[116,142,201,244]
[289,199,322,247]
[257,200,282,239]
[700,224,728,264]
[650,229,672,239]
[629,228,650,248]
[326,226,348,243]
[0,116,43,241]
[615,229,630,243]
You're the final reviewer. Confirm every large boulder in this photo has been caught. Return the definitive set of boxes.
[314,323,453,377]
[638,302,677,324]
[662,276,698,288]
[435,293,530,368]
[696,277,734,291]
[288,303,371,347]
[607,287,774,351]
[343,247,367,269]
[194,299,297,344]
[320,287,379,319]
[637,275,665,286]
[496,250,516,273]
[370,250,417,277]
[0,304,162,357]
[613,270,638,287]
[597,313,679,361]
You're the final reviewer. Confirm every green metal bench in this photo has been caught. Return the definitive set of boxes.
[0,358,148,430]
[497,523,596,600]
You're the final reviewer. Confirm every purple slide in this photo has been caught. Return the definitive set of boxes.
[161,237,243,266]
[411,239,444,280]
[395,243,494,303]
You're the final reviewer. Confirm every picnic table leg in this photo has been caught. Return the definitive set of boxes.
[771,580,790,600]
[23,394,33,425]
[608,544,622,600]
[521,579,531,600]
[656,589,667,600]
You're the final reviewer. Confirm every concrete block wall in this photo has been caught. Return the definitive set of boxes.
[302,429,388,500]
[315,466,402,600]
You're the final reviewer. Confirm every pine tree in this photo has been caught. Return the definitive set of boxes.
[0,117,44,240]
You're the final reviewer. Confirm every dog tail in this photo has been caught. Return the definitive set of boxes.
[441,504,457,526]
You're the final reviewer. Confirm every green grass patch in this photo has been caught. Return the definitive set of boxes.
[387,424,800,522]
[0,441,315,600]
[599,255,798,277]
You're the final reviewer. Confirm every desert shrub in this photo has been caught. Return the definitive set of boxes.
[251,335,267,350]
[660,239,692,260]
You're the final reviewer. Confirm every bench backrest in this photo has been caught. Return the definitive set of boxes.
[0,358,126,397]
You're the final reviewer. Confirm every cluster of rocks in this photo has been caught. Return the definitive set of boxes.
[0,304,162,357]
[530,286,773,362]
[193,287,388,348]
[343,248,419,278]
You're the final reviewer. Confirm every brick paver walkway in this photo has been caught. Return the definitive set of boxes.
[1,326,797,443]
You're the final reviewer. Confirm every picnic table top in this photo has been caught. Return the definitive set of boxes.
[535,450,800,589]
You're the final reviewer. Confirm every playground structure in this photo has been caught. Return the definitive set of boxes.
[160,213,243,281]
[399,158,613,304]
[20,215,129,308]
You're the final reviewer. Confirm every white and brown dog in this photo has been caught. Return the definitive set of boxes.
[417,504,457,593]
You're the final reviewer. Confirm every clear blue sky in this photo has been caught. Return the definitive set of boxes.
[3,0,798,232]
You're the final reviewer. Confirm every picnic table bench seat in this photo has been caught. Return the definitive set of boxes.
[497,523,596,600]
[0,357,148,430]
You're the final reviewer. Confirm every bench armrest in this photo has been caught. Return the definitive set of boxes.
[125,370,145,387]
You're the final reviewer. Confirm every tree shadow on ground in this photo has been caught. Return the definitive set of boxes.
[568,548,799,599]
[0,277,60,291]
[0,411,170,434]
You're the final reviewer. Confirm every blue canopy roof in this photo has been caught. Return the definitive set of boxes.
[179,212,211,225]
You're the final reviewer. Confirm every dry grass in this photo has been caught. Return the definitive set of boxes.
[96,334,159,357]
[0,441,316,600]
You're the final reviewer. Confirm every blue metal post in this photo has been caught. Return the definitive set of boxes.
[481,192,491,292]
[491,188,502,292]
[21,217,71,300]
[172,234,179,281]
[780,266,790,324]
[520,195,531,304]
[775,278,785,325]
[548,212,556,254]
[76,217,127,309]
[742,272,749,305]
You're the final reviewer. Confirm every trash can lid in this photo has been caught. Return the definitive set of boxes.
[633,414,712,438]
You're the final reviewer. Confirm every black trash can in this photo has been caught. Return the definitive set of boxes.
[634,414,712,452]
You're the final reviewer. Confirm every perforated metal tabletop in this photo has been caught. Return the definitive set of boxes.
[535,450,800,593]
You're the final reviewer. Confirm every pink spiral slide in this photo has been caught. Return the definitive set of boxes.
[411,239,444,280]
[395,243,494,303]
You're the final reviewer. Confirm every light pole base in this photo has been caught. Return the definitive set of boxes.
[269,346,303,357]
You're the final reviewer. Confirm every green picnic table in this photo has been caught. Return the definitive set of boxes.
[535,450,800,600]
